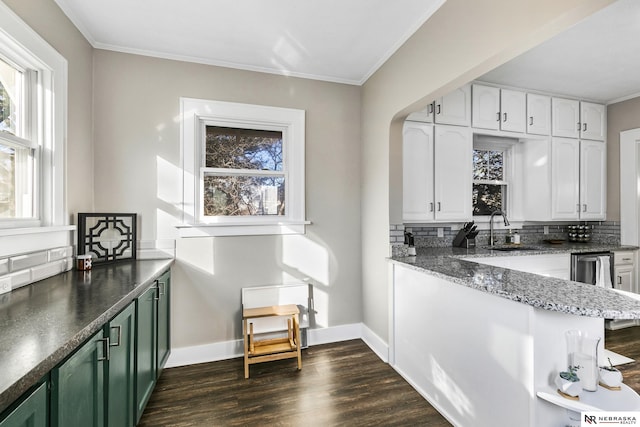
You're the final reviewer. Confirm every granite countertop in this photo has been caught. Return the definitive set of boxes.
[0,258,173,414]
[390,243,640,319]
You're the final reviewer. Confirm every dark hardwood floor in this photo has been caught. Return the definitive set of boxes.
[138,328,640,426]
[138,339,451,426]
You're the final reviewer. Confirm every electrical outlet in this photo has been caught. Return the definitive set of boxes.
[437,227,444,238]
[0,277,10,295]
[544,226,549,235]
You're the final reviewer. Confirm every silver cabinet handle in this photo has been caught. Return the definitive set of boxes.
[110,325,122,347]
[428,103,434,114]
[437,104,441,115]
[97,337,110,361]
[623,258,632,262]
[583,123,587,132]
[429,202,434,212]
[577,122,581,131]
[437,202,441,211]
[159,281,166,297]
[153,282,160,301]
[529,116,533,126]
[583,204,587,212]
[503,112,507,122]
[618,276,622,285]
[496,112,500,122]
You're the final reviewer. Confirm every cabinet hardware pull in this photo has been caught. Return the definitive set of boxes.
[110,325,122,347]
[437,104,441,115]
[437,202,441,211]
[503,112,507,122]
[97,337,110,361]
[428,104,434,114]
[153,281,160,301]
[529,116,533,126]
[583,204,587,212]
[618,276,622,285]
[496,112,500,122]
[429,202,434,212]
[623,258,632,261]
[159,281,166,297]
[577,122,581,131]
[583,123,587,132]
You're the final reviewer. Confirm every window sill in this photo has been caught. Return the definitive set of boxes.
[0,225,76,237]
[176,221,311,237]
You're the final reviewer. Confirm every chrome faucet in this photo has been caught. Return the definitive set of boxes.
[489,210,510,247]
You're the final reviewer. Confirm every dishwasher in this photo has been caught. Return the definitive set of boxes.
[570,252,614,286]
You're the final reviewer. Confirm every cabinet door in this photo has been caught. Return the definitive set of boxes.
[157,271,171,376]
[580,140,606,220]
[551,137,580,220]
[581,102,606,141]
[500,89,526,133]
[552,97,580,138]
[52,330,106,427]
[471,84,499,130]
[0,383,47,427]
[434,125,472,221]
[406,103,434,123]
[614,265,634,293]
[107,303,136,427]
[526,93,551,135]
[136,285,158,423]
[402,122,434,222]
[435,85,471,126]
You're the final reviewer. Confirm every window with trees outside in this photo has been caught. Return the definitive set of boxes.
[180,98,306,237]
[472,148,507,216]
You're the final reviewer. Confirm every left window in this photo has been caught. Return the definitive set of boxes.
[0,57,36,220]
[0,2,67,229]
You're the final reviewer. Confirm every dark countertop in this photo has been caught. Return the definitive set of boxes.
[0,259,173,414]
[390,243,640,319]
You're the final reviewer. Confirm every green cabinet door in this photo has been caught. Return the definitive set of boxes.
[106,303,135,427]
[135,284,157,423]
[157,270,171,376]
[51,330,106,427]
[0,382,47,427]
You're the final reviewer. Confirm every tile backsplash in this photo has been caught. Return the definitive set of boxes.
[0,246,73,291]
[390,221,621,254]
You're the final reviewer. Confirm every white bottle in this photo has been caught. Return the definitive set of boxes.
[513,231,521,244]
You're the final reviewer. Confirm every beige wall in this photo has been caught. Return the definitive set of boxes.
[92,51,362,346]
[606,97,640,221]
[4,0,94,218]
[361,0,615,342]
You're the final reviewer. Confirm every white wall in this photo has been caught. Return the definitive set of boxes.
[91,51,363,348]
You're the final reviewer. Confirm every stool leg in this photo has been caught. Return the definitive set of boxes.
[294,314,302,370]
[243,318,249,378]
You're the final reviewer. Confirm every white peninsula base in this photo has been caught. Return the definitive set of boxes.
[391,264,637,427]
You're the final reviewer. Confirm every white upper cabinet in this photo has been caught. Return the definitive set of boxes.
[406,103,434,123]
[579,139,606,219]
[526,93,551,135]
[435,84,471,126]
[551,137,581,220]
[580,102,606,141]
[552,97,606,141]
[472,84,500,130]
[402,122,471,222]
[433,125,472,220]
[471,84,525,133]
[402,122,434,221]
[551,97,580,138]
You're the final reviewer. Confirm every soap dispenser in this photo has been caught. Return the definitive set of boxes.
[404,231,417,256]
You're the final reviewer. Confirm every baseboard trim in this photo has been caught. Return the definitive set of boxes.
[166,322,388,368]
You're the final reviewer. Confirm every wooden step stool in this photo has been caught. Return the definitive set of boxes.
[242,304,302,379]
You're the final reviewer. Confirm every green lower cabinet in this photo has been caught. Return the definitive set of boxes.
[0,382,47,427]
[157,270,171,377]
[51,330,106,427]
[106,303,136,427]
[135,284,157,423]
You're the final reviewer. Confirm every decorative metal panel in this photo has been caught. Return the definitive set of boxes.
[77,213,137,264]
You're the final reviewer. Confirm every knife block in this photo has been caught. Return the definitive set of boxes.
[453,229,476,248]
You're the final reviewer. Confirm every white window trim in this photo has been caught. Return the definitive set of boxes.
[472,138,514,221]
[0,2,69,241]
[178,98,308,237]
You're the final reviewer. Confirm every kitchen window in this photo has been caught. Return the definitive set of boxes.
[472,136,515,216]
[179,98,307,237]
[0,3,67,232]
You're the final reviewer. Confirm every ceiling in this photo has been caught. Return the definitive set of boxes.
[479,0,640,104]
[52,0,640,100]
[53,0,445,85]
